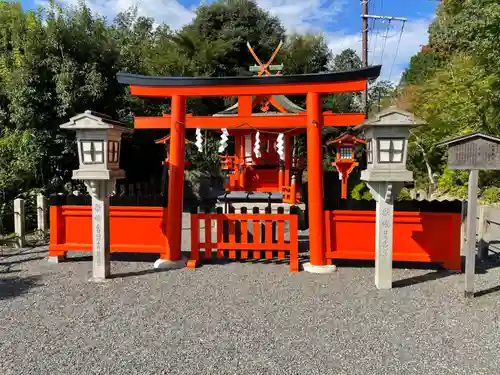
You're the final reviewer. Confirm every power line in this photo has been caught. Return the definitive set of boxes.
[388,21,406,82]
[361,5,407,112]
[369,18,380,63]
[378,19,391,66]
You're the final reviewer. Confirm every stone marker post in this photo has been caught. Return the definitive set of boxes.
[357,107,420,290]
[366,182,404,289]
[14,198,26,248]
[59,111,132,281]
[37,193,48,237]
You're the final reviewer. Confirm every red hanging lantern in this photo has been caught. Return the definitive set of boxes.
[327,133,366,199]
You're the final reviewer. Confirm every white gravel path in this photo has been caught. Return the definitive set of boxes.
[2,238,500,374]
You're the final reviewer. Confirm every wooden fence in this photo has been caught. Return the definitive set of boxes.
[1,194,48,249]
[477,205,500,260]
[187,206,299,272]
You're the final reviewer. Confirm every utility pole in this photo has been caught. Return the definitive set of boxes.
[362,0,369,118]
[361,0,407,117]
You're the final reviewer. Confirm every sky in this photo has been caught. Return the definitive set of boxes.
[21,0,438,83]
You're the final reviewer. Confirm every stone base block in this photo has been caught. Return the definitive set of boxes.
[153,258,186,270]
[88,277,109,283]
[47,255,66,264]
[375,279,392,290]
[303,262,337,274]
[464,291,474,299]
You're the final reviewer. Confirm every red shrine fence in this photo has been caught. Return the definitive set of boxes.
[324,199,462,271]
[187,206,299,272]
[48,195,462,272]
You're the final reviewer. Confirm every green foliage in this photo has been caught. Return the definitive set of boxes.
[351,182,372,200]
[0,128,43,195]
[186,133,221,176]
[396,188,412,201]
[280,33,332,74]
[414,55,500,137]
[480,186,500,205]
[436,168,469,199]
[399,0,500,197]
[401,49,444,85]
[324,49,362,114]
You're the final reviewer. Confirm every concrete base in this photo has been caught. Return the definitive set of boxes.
[88,277,109,283]
[48,255,66,264]
[303,262,337,274]
[153,258,186,270]
[464,291,475,299]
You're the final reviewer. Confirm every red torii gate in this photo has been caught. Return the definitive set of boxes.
[117,65,381,270]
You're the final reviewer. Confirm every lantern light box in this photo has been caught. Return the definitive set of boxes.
[357,107,422,182]
[60,110,133,181]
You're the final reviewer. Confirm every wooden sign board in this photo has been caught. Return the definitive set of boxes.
[440,133,500,171]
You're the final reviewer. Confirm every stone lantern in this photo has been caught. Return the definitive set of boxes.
[357,107,423,289]
[59,110,133,280]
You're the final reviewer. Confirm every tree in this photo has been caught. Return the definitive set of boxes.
[329,48,361,72]
[0,128,44,197]
[409,54,500,187]
[177,0,285,78]
[323,49,362,114]
[280,33,332,74]
[400,48,444,86]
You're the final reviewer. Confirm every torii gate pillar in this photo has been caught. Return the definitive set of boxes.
[303,92,336,273]
[154,95,187,269]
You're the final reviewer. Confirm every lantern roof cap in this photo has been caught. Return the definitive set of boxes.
[60,110,133,133]
[354,106,424,131]
[327,133,366,145]
[437,132,500,147]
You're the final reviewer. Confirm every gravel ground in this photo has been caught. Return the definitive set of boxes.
[2,234,500,374]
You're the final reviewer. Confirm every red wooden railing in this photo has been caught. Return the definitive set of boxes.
[48,205,168,257]
[187,207,299,272]
[324,210,461,270]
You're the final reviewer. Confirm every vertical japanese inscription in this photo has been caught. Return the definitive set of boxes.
[379,206,392,257]
[93,200,102,267]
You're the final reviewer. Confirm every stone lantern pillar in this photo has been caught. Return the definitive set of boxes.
[58,111,133,281]
[357,107,422,289]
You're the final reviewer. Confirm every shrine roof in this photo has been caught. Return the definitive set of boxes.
[216,95,305,115]
[155,135,192,145]
[116,66,381,87]
[213,111,301,117]
[327,133,366,145]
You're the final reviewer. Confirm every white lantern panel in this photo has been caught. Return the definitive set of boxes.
[82,141,92,152]
[392,140,404,151]
[377,138,406,163]
[392,150,403,162]
[379,140,392,150]
[81,140,104,164]
[82,151,93,163]
[379,150,391,162]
